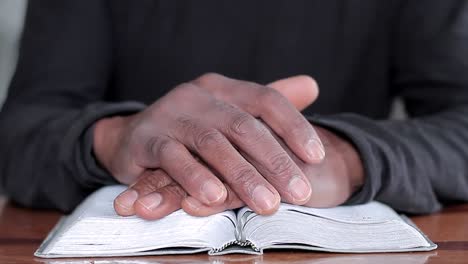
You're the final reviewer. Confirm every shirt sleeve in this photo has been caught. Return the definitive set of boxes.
[309,0,468,214]
[0,0,145,212]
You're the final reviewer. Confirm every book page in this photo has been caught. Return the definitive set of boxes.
[41,185,237,256]
[238,202,431,252]
[281,202,403,223]
[238,201,402,225]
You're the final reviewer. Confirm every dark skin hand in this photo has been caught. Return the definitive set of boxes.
[94,74,326,217]
[96,75,364,219]
[114,124,364,220]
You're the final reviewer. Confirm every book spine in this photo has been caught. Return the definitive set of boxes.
[211,240,259,253]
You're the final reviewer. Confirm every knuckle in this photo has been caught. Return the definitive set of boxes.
[175,115,196,130]
[229,113,267,140]
[174,82,198,93]
[174,115,200,138]
[228,113,252,135]
[228,165,258,188]
[169,83,200,100]
[192,72,223,86]
[257,87,292,116]
[145,136,162,159]
[235,80,259,92]
[140,136,173,163]
[258,86,283,105]
[214,100,238,116]
[267,153,295,178]
[156,138,173,157]
[160,83,200,112]
[194,129,225,150]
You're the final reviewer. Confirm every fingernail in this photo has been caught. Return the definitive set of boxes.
[201,180,225,204]
[138,192,163,211]
[306,139,325,162]
[252,185,277,213]
[288,176,312,203]
[115,189,138,210]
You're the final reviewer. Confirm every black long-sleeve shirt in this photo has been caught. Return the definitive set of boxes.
[1,0,468,214]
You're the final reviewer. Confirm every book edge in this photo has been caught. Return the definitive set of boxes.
[35,247,211,258]
[259,243,437,254]
[253,214,437,254]
[238,213,437,255]
[400,214,438,250]
[34,215,69,258]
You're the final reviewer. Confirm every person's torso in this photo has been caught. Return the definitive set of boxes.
[107,0,401,118]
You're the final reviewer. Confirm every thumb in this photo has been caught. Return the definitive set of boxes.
[268,75,319,111]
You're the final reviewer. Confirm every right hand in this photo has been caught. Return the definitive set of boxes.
[94,74,323,217]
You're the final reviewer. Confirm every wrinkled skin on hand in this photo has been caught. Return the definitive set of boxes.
[93,74,332,218]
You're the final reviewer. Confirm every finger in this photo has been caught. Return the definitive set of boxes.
[252,85,324,164]
[114,169,173,216]
[213,105,312,205]
[134,183,187,220]
[182,185,245,216]
[192,73,325,164]
[238,126,312,204]
[267,75,319,111]
[171,117,281,214]
[155,137,228,206]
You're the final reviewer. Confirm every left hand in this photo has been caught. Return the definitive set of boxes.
[114,77,364,219]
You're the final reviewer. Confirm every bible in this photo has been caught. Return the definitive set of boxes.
[35,185,436,258]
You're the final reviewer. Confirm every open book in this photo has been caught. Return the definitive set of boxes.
[35,185,436,258]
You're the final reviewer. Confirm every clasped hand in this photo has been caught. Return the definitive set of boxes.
[93,73,363,219]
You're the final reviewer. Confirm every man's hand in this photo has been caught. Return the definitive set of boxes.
[113,125,364,220]
[111,75,365,220]
[94,73,324,217]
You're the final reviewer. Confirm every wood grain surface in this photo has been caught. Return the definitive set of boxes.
[1,197,468,264]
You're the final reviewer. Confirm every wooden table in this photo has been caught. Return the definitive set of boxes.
[1,197,468,264]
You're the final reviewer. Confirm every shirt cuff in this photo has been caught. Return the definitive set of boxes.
[64,101,146,190]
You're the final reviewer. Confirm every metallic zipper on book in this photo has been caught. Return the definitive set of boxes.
[211,240,259,253]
